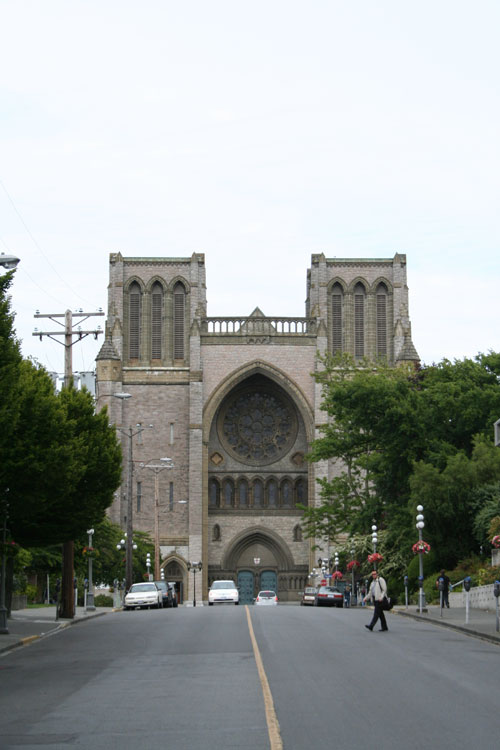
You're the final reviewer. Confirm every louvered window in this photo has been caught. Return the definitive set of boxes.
[354,284,365,358]
[151,283,163,359]
[331,284,343,354]
[376,286,387,357]
[129,282,141,359]
[173,283,185,359]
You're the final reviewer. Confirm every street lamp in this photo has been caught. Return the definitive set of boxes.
[0,500,9,634]
[0,253,20,270]
[85,528,96,612]
[416,505,425,614]
[116,534,138,590]
[146,552,151,580]
[187,561,202,607]
[139,457,174,580]
[112,392,153,590]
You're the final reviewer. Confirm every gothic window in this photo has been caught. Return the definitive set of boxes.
[173,282,185,360]
[129,281,141,359]
[151,282,163,359]
[376,283,387,357]
[354,282,365,358]
[212,524,221,541]
[331,283,343,354]
[219,388,297,466]
[169,482,174,511]
[209,478,220,508]
[136,481,142,513]
[223,479,234,508]
[281,479,292,507]
[267,479,278,507]
[295,478,306,507]
[293,525,303,542]
[253,479,263,508]
[238,479,248,507]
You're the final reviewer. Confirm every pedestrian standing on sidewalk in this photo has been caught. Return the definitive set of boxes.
[364,570,389,632]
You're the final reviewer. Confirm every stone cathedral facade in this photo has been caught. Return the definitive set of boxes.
[96,252,419,604]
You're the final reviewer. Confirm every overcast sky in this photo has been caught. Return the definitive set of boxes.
[1,1,498,377]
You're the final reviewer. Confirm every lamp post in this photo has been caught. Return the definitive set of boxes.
[85,528,95,612]
[116,534,138,590]
[139,457,174,580]
[350,544,357,606]
[371,525,378,568]
[416,505,425,614]
[187,561,202,607]
[0,253,20,269]
[113,392,153,590]
[146,552,151,581]
[0,503,9,634]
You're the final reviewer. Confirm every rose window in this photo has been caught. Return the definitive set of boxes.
[219,389,297,465]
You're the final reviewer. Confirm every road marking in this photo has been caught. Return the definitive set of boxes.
[245,606,283,750]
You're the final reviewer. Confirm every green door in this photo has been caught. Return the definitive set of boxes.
[260,570,277,593]
[237,571,254,604]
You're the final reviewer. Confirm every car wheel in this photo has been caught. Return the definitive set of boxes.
[234,601,239,605]
[208,602,213,606]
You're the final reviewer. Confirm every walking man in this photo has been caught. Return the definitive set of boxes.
[364,570,389,632]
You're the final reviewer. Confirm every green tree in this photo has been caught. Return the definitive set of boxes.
[304,351,500,575]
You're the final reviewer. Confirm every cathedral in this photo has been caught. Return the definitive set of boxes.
[96,252,419,604]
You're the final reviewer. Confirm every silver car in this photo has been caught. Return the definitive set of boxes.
[255,590,278,606]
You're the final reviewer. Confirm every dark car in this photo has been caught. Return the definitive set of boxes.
[314,585,344,608]
[167,582,178,608]
[154,580,176,608]
[301,587,317,606]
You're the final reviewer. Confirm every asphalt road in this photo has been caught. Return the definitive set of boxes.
[1,605,499,749]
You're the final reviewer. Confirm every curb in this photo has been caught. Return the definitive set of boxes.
[394,608,500,647]
[0,609,113,656]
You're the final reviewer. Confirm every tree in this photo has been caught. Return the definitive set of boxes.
[6,365,122,547]
[304,351,500,574]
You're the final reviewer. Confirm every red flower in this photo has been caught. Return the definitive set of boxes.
[492,535,500,549]
[347,560,360,571]
[412,540,431,554]
[367,552,383,564]
[331,570,343,580]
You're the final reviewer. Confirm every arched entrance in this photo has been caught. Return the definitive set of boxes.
[162,558,186,604]
[259,570,277,592]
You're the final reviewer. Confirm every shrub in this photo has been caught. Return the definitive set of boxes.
[94,594,114,607]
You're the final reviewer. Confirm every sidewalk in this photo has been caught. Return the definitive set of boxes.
[393,603,500,645]
[0,606,116,655]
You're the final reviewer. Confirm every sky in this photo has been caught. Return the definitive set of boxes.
[1,0,499,378]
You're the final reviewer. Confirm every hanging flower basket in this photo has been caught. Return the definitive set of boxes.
[412,540,431,555]
[331,570,343,580]
[347,560,360,571]
[0,540,19,557]
[367,552,383,564]
[82,546,99,559]
[492,535,500,549]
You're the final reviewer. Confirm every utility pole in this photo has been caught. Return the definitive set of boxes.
[34,308,104,618]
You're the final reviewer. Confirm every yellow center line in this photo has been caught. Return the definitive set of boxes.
[245,605,283,750]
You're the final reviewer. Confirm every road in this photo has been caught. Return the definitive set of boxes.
[1,605,498,749]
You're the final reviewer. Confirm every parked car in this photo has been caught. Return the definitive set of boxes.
[314,585,344,608]
[123,582,162,610]
[300,586,317,606]
[167,582,178,607]
[255,590,278,606]
[208,580,239,605]
[154,580,176,608]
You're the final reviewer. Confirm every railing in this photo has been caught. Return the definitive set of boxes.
[201,317,316,336]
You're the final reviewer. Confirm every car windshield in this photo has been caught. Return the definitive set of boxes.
[321,587,340,593]
[130,583,156,592]
[211,581,236,590]
[258,591,275,598]
[154,581,167,590]
[304,588,316,594]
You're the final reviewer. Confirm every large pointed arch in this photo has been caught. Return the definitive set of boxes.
[202,360,314,444]
[222,526,295,571]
